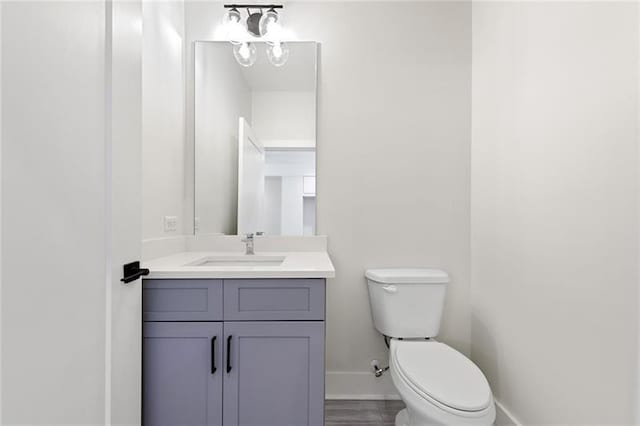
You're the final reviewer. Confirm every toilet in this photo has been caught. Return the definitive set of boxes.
[365,268,496,426]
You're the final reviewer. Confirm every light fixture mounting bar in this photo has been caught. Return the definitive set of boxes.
[223,4,283,8]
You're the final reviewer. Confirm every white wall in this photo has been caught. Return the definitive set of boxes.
[194,42,251,235]
[471,2,639,423]
[1,1,108,423]
[281,176,304,236]
[294,1,472,392]
[186,0,471,396]
[252,90,316,148]
[142,0,186,240]
[303,196,316,236]
[264,150,315,177]
[264,176,282,235]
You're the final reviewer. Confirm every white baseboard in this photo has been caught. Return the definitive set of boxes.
[325,371,400,400]
[325,372,522,426]
[494,400,522,426]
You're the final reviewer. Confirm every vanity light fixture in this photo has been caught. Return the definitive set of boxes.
[222,4,290,67]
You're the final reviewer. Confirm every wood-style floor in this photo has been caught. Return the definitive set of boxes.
[325,400,405,426]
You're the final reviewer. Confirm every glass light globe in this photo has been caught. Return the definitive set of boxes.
[258,8,279,37]
[266,41,289,67]
[227,22,248,44]
[233,42,257,67]
[223,8,244,44]
[223,7,241,25]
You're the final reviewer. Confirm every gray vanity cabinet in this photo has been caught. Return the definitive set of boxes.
[142,278,325,426]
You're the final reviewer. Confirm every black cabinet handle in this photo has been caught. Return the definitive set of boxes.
[211,336,217,374]
[226,335,233,373]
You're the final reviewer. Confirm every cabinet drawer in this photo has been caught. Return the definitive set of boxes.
[224,279,325,321]
[143,279,223,321]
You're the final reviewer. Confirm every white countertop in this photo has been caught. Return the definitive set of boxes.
[143,251,335,279]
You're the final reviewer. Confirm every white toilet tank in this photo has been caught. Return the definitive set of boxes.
[365,268,449,338]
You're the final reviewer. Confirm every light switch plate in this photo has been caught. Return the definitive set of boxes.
[164,216,177,232]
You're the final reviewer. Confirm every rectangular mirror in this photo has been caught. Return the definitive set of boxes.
[194,41,317,236]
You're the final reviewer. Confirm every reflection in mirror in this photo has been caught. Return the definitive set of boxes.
[194,41,317,236]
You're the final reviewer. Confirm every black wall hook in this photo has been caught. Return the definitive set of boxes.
[121,261,150,283]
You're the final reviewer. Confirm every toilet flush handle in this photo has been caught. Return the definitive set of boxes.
[382,285,397,294]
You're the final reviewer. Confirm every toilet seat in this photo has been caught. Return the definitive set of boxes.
[392,340,492,415]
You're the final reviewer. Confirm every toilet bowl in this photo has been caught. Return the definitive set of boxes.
[389,339,495,426]
[365,268,496,426]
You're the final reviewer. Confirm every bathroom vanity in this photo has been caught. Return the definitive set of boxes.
[141,37,328,426]
[142,250,334,426]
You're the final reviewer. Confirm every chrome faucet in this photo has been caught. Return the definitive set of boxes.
[241,232,264,255]
[242,233,255,255]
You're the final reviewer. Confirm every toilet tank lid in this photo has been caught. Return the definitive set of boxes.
[365,268,449,284]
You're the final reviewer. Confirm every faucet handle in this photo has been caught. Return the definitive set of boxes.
[256,232,264,236]
[242,233,254,242]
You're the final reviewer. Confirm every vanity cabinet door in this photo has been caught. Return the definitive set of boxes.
[223,321,325,426]
[143,322,223,426]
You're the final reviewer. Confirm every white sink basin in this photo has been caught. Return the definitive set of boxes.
[186,255,285,267]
